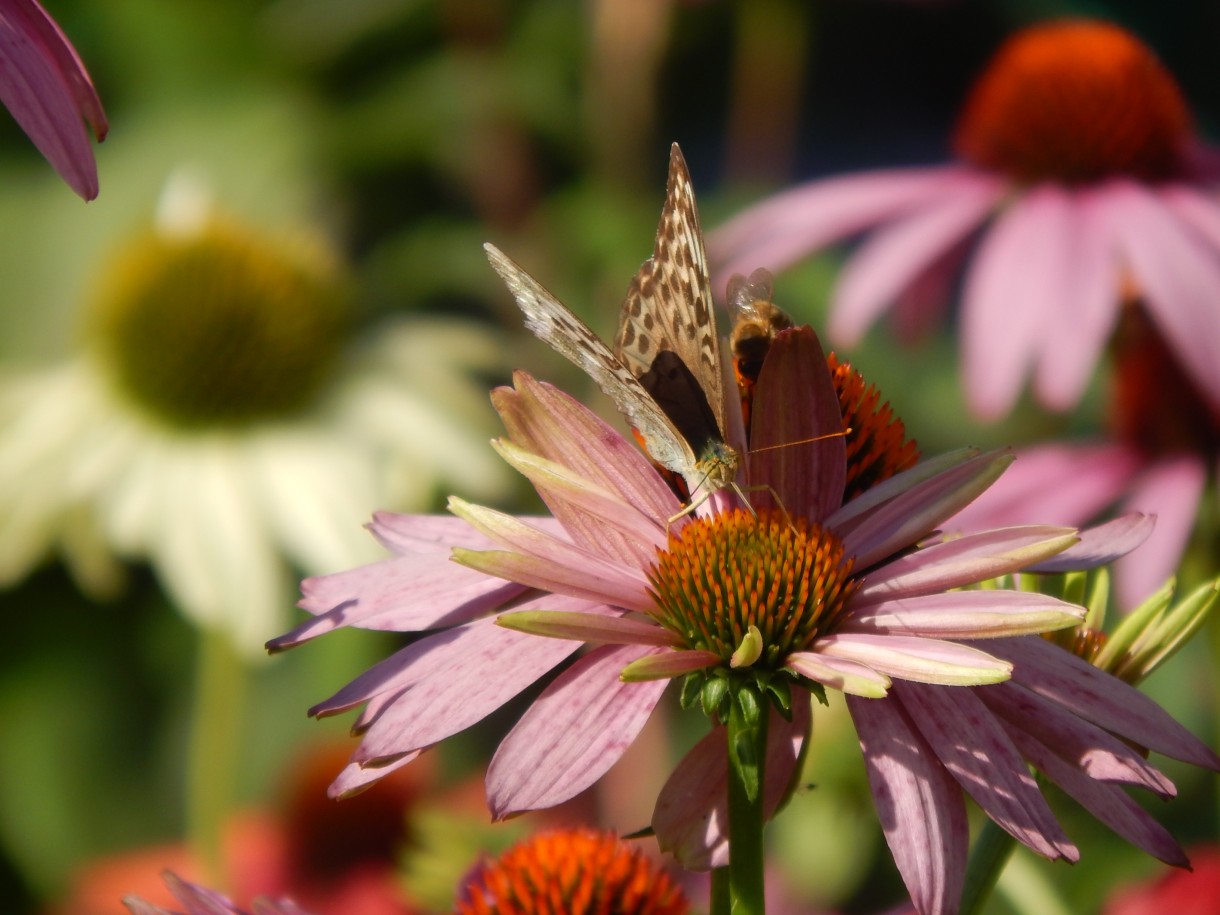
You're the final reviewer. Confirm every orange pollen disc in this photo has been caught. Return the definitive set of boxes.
[1109,303,1220,459]
[646,508,857,667]
[827,353,920,502]
[954,20,1192,183]
[453,828,689,915]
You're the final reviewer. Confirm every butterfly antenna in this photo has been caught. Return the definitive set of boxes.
[746,427,851,456]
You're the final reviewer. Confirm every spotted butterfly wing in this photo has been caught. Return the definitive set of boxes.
[613,144,739,494]
[483,243,700,485]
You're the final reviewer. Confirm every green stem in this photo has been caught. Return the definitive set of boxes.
[725,685,768,915]
[960,816,1016,915]
[710,867,732,915]
[186,626,246,887]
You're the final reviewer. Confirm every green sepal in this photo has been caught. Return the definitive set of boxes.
[735,682,762,730]
[702,674,730,720]
[764,675,793,720]
[680,672,703,711]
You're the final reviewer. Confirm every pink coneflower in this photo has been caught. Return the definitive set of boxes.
[951,303,1218,605]
[0,0,107,199]
[270,323,1215,914]
[710,19,1220,421]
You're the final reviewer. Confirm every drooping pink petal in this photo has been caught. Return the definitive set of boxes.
[1003,724,1188,867]
[958,185,1065,417]
[1028,512,1154,572]
[947,441,1141,532]
[749,325,846,522]
[831,448,980,529]
[895,682,1078,861]
[620,648,722,680]
[708,166,976,285]
[0,0,107,200]
[1114,455,1208,607]
[854,526,1078,606]
[496,608,682,648]
[848,693,968,915]
[487,643,669,817]
[830,173,1003,345]
[978,682,1175,798]
[652,695,811,870]
[1033,185,1122,413]
[842,590,1084,639]
[890,239,967,342]
[1161,183,1220,268]
[989,637,1220,770]
[1102,180,1220,407]
[815,634,1012,685]
[274,555,525,648]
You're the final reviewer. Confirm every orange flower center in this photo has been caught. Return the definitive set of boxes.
[453,829,689,915]
[954,20,1192,183]
[647,509,857,667]
[827,353,920,502]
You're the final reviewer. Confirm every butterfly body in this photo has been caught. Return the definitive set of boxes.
[485,143,741,505]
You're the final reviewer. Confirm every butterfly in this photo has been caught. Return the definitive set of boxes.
[484,143,741,507]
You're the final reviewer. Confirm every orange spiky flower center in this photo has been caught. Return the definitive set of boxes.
[453,829,689,915]
[827,353,920,502]
[647,508,857,668]
[1109,303,1220,460]
[954,20,1192,183]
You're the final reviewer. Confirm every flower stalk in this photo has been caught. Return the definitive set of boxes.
[725,680,769,915]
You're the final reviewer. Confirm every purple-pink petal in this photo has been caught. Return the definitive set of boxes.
[652,695,810,870]
[842,590,1084,639]
[328,750,421,799]
[749,325,846,522]
[979,681,1175,798]
[0,0,106,199]
[1003,724,1188,867]
[895,682,1078,862]
[830,173,1002,345]
[848,693,968,915]
[709,166,974,286]
[487,643,669,818]
[853,525,1077,607]
[990,637,1220,770]
[1027,512,1154,573]
[1102,180,1220,407]
[367,510,515,554]
[815,634,1011,685]
[786,650,890,696]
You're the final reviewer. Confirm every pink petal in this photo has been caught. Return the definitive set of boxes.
[854,525,1078,606]
[786,650,890,696]
[1114,455,1208,607]
[1003,724,1188,866]
[980,682,1175,798]
[0,0,106,199]
[1161,183,1220,261]
[652,695,810,869]
[816,634,1011,685]
[990,637,1220,770]
[367,511,513,554]
[748,325,846,522]
[947,441,1141,532]
[1034,186,1122,413]
[829,173,1002,345]
[487,643,669,817]
[1101,181,1220,407]
[328,750,421,799]
[843,590,1083,639]
[896,682,1078,861]
[961,186,1063,419]
[1028,512,1154,573]
[275,555,524,648]
[848,693,968,915]
[708,166,975,284]
[311,605,579,726]
[494,374,680,546]
[450,500,652,612]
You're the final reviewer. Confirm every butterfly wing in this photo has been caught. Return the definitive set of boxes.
[614,144,729,440]
[483,242,698,479]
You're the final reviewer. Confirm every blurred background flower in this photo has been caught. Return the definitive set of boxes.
[0,2,1217,914]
